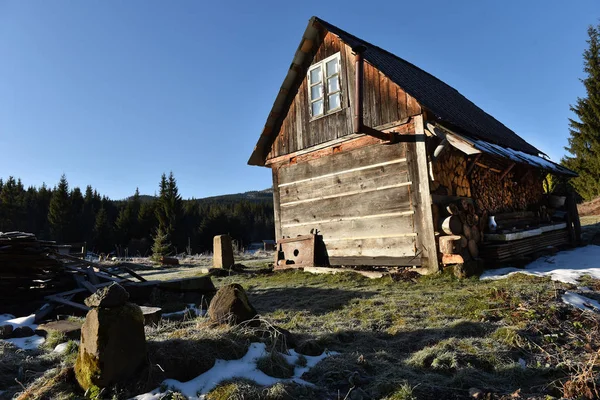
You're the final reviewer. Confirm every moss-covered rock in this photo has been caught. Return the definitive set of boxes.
[74,302,147,391]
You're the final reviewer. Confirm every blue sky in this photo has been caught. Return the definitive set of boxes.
[0,1,598,199]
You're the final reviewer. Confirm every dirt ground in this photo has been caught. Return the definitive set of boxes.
[578,197,600,217]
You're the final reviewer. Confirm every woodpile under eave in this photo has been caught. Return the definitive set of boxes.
[437,199,483,264]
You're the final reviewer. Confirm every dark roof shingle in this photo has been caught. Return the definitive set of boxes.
[315,17,541,155]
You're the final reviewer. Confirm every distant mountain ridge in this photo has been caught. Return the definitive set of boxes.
[124,188,273,204]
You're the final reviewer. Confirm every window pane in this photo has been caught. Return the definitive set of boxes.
[312,100,323,116]
[309,67,322,83]
[328,93,340,110]
[310,84,323,100]
[327,77,339,92]
[326,59,338,76]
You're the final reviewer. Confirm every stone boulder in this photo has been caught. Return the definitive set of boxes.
[84,282,129,308]
[11,326,35,338]
[0,324,13,339]
[75,284,147,391]
[208,284,257,325]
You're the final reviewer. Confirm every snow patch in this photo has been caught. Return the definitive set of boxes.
[480,245,600,284]
[5,335,45,350]
[0,313,45,349]
[562,291,600,312]
[133,342,337,399]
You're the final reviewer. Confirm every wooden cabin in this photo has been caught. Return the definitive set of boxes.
[248,17,578,273]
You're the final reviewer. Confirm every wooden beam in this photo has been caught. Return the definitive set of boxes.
[74,275,97,294]
[466,154,482,176]
[120,266,147,282]
[328,256,421,266]
[45,295,91,311]
[272,166,283,242]
[411,115,440,273]
[442,254,464,265]
[475,161,501,173]
[265,121,415,167]
[55,253,128,280]
[86,266,100,285]
[500,162,516,180]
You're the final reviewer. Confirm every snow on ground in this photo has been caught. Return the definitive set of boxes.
[480,245,600,284]
[0,313,45,350]
[481,245,600,313]
[562,291,600,313]
[134,342,337,400]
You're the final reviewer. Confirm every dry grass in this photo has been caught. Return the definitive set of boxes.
[8,263,600,399]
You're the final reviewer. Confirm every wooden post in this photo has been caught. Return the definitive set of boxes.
[410,115,440,273]
[466,154,482,176]
[271,166,283,242]
[567,192,582,246]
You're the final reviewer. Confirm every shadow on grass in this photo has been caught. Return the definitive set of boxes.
[248,286,379,316]
[299,321,562,400]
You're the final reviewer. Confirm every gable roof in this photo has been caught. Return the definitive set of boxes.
[249,16,543,166]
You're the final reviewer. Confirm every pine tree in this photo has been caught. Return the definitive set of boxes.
[93,206,113,253]
[562,24,600,201]
[0,177,21,231]
[69,187,84,241]
[151,227,170,261]
[48,174,71,242]
[154,172,183,253]
[115,188,142,246]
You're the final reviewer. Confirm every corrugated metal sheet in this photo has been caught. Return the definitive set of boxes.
[437,126,576,177]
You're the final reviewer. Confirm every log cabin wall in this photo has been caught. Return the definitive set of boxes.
[273,139,417,265]
[266,31,421,160]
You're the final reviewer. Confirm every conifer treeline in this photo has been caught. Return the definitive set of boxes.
[563,23,600,201]
[0,173,274,255]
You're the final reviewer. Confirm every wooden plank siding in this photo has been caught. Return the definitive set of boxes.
[266,31,421,160]
[275,141,417,263]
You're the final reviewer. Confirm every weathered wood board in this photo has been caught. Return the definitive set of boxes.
[276,141,416,263]
[267,31,421,160]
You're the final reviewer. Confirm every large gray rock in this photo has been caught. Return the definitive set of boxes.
[213,234,234,269]
[74,302,147,391]
[84,282,130,308]
[208,284,257,325]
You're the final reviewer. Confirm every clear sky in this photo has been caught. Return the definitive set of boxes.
[0,1,598,199]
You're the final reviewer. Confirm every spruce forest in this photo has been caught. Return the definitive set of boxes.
[0,172,274,255]
[562,23,600,200]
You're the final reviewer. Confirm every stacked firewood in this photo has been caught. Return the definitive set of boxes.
[471,166,544,214]
[436,200,485,264]
[430,149,471,197]
[0,232,70,304]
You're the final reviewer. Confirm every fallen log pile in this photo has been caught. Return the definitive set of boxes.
[0,232,147,311]
[0,232,71,305]
[0,232,218,323]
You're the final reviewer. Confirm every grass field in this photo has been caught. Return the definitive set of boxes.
[8,256,600,400]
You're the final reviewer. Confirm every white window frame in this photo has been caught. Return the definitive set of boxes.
[307,52,342,119]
